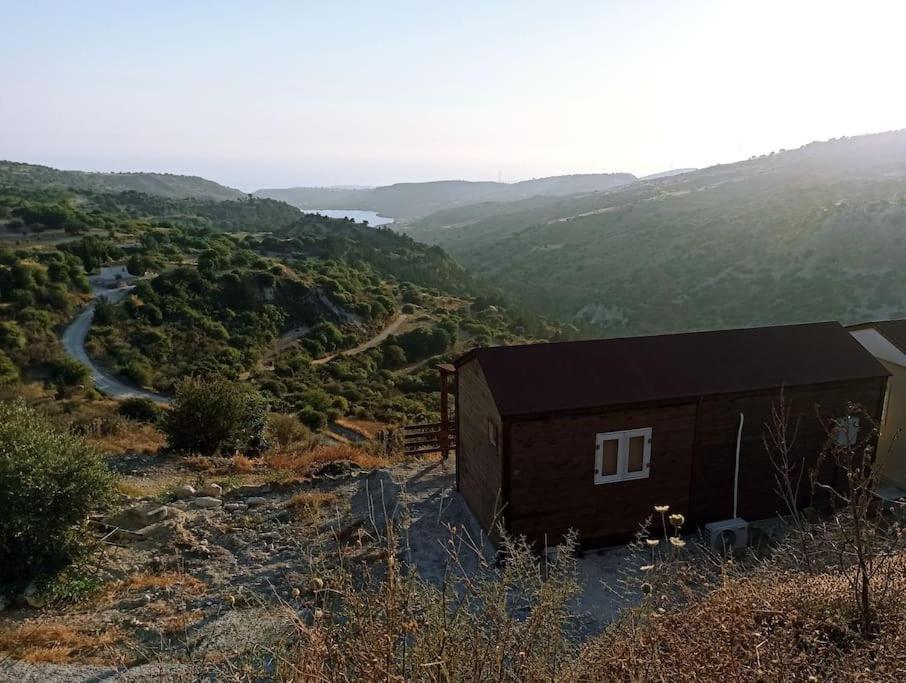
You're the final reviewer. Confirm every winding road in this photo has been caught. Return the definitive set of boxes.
[60,286,171,404]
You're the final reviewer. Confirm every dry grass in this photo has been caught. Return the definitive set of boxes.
[287,491,339,519]
[117,571,206,595]
[86,421,166,455]
[183,455,214,472]
[334,417,387,440]
[229,454,256,473]
[267,443,390,476]
[0,620,127,664]
[572,559,906,681]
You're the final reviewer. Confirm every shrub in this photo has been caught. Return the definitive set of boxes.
[46,356,91,391]
[117,397,161,423]
[0,401,112,592]
[161,378,267,456]
[0,352,18,385]
[267,412,312,449]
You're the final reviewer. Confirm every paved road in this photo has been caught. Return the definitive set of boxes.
[60,286,171,404]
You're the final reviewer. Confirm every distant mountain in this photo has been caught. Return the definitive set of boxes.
[0,161,245,201]
[401,130,906,336]
[255,173,636,219]
[640,168,696,180]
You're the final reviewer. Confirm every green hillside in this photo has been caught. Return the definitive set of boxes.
[0,161,245,201]
[402,130,906,336]
[255,173,636,219]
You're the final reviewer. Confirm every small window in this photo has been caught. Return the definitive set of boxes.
[595,428,652,484]
[833,416,860,447]
[488,419,498,447]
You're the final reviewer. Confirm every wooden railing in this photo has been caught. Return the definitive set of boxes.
[403,420,456,457]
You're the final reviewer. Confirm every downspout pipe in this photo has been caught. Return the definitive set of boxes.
[734,412,744,519]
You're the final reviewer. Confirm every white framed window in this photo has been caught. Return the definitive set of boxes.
[833,416,860,447]
[594,428,652,484]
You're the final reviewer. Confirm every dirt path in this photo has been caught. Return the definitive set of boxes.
[312,313,410,366]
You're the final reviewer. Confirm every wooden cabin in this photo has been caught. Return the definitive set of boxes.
[849,320,906,489]
[454,322,889,548]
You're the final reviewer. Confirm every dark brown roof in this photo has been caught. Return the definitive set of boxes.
[848,320,906,355]
[457,322,888,417]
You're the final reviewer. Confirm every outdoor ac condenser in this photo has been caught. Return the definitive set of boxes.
[704,517,749,553]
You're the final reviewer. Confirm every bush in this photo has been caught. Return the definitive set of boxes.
[117,397,161,423]
[161,378,267,456]
[267,412,312,449]
[0,352,18,385]
[0,401,112,592]
[46,356,91,391]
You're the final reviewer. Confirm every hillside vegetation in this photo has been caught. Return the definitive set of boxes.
[255,173,636,219]
[403,130,906,336]
[0,161,244,201]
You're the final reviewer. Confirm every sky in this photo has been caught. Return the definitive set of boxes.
[1,0,905,191]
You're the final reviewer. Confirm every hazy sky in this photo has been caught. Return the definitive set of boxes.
[1,0,905,190]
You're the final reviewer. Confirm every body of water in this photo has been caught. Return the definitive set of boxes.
[301,208,393,227]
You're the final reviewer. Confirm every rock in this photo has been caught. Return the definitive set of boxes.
[227,483,272,498]
[173,484,196,500]
[311,459,362,478]
[105,502,170,531]
[200,483,223,498]
[245,496,267,508]
[351,470,402,537]
[224,503,248,512]
[192,496,223,509]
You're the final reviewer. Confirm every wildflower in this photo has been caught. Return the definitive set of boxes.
[669,513,685,528]
[654,505,670,513]
[310,577,325,591]
[641,582,653,595]
[669,537,686,548]
[640,564,655,571]
[314,608,324,620]
[291,587,301,598]
[645,538,660,547]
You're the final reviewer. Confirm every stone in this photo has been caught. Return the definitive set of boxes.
[191,496,223,509]
[173,484,196,500]
[105,502,170,531]
[311,459,361,478]
[200,483,223,498]
[227,483,272,498]
[245,496,267,508]
[224,503,248,512]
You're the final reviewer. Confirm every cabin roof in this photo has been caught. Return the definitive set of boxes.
[848,319,906,355]
[456,322,889,418]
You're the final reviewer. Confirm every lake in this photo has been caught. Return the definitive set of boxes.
[301,208,393,227]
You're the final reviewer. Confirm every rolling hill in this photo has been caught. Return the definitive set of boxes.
[255,173,636,219]
[401,130,906,336]
[0,161,245,201]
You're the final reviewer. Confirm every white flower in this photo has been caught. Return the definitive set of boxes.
[640,564,655,571]
[669,537,686,548]
[654,505,670,513]
[645,538,660,547]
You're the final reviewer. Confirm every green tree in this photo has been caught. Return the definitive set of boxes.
[161,378,267,455]
[0,352,18,385]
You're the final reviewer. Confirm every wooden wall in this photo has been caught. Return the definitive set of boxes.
[507,403,698,548]
[456,358,503,534]
[487,378,886,549]
[689,378,888,523]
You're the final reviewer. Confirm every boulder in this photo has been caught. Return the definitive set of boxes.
[311,459,361,478]
[199,483,223,498]
[173,484,196,500]
[105,502,170,531]
[224,503,248,512]
[245,496,267,508]
[192,496,223,509]
[227,483,272,498]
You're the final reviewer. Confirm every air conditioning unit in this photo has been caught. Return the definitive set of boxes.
[704,517,749,553]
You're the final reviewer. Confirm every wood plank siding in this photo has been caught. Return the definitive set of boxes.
[466,376,887,548]
[456,358,503,534]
